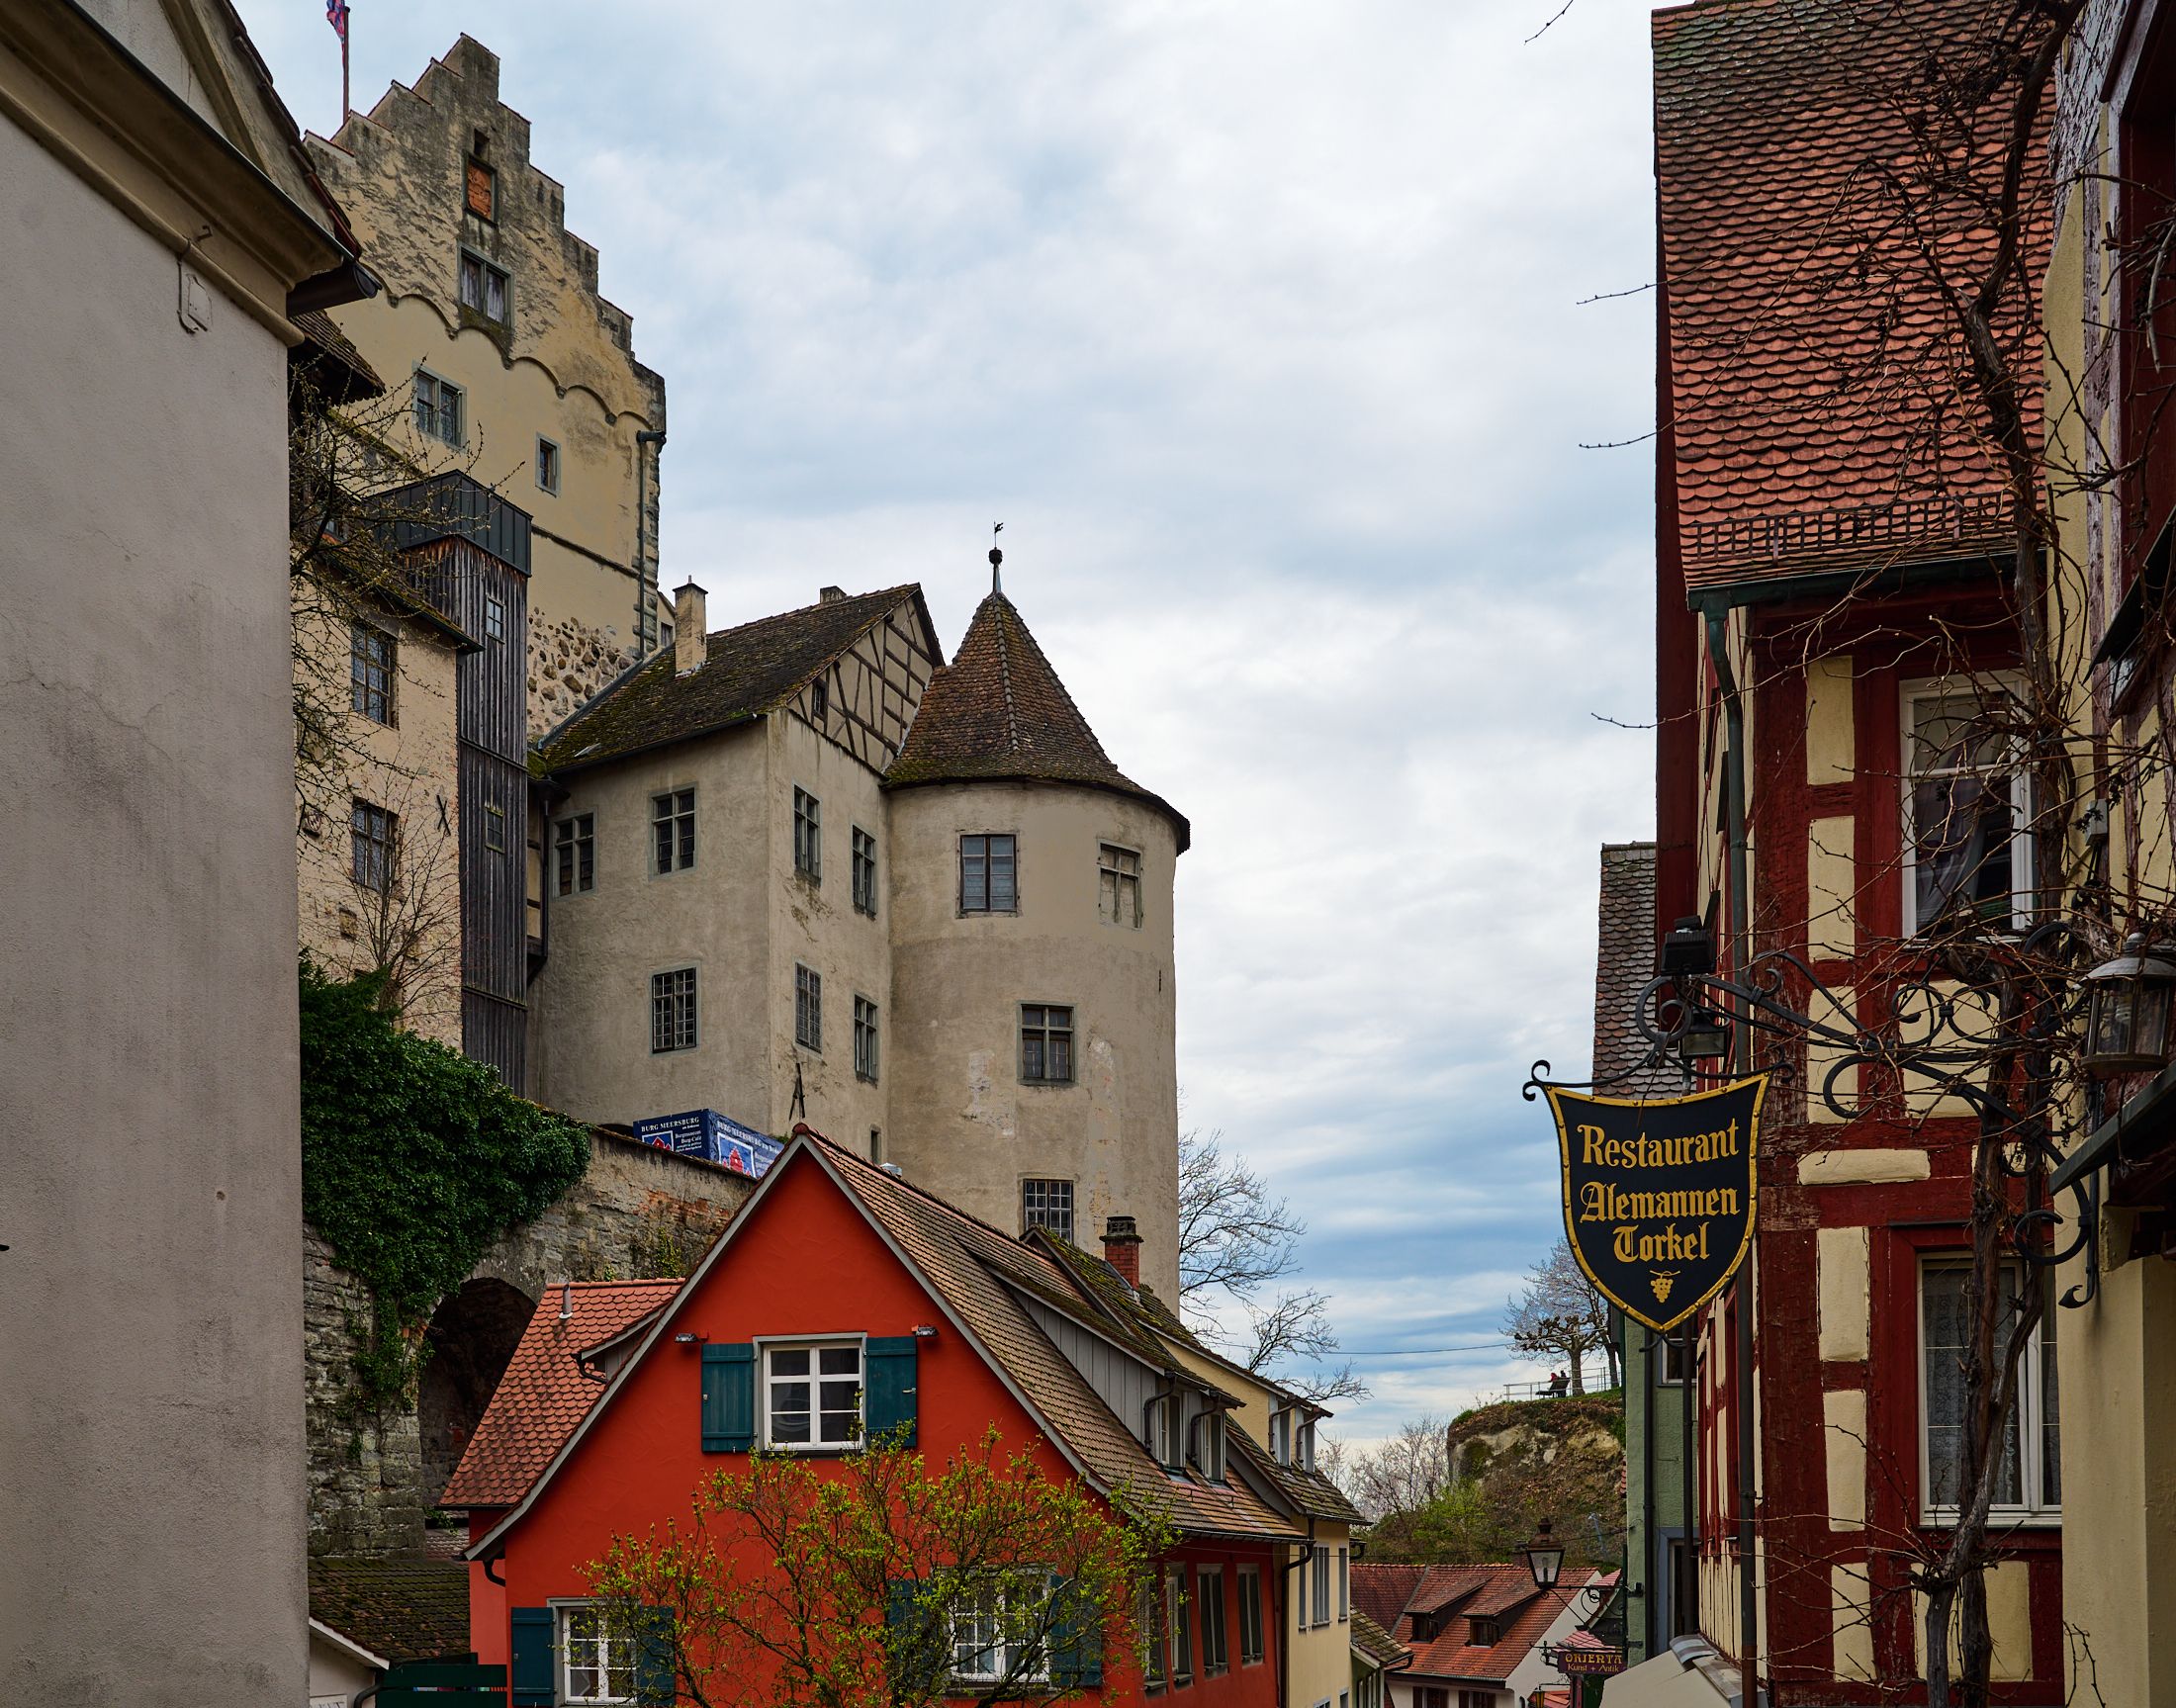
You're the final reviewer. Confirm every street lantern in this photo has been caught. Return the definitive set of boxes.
[2083,936,2176,1077]
[1521,1519,1565,1592]
[1677,1008,1731,1063]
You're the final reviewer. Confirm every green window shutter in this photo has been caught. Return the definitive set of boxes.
[701,1343,756,1451]
[864,1335,919,1447]
[885,1577,947,1697]
[509,1605,555,1706]
[636,1606,675,1706]
[1047,1574,1104,1688]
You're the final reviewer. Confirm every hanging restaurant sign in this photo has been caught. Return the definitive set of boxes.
[1545,1076,1765,1333]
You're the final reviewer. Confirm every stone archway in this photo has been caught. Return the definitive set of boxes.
[418,1276,535,1502]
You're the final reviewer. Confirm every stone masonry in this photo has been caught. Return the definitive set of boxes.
[306,1132,752,1557]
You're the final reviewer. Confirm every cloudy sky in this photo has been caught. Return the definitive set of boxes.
[241,0,1660,1443]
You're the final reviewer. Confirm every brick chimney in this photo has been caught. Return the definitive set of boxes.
[1102,1214,1142,1289]
[674,581,707,674]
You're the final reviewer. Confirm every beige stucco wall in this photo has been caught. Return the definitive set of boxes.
[766,710,892,1147]
[294,592,464,1044]
[530,724,773,1131]
[307,36,667,733]
[887,780,1182,1301]
[0,5,343,1690]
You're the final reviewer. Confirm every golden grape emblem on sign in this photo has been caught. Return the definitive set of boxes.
[1651,1271,1677,1304]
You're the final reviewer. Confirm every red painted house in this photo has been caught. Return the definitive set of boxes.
[442,1134,1311,1705]
[1645,1,2064,1701]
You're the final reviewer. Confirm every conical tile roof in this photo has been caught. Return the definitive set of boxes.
[884,591,1189,850]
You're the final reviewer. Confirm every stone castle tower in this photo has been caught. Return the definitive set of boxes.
[882,582,1189,1301]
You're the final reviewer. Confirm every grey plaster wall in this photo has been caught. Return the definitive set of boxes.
[306,1135,752,1555]
[0,109,306,1707]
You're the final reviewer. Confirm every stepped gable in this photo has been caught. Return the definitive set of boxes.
[885,591,1190,852]
[439,1279,680,1507]
[1654,0,2044,588]
[536,585,922,774]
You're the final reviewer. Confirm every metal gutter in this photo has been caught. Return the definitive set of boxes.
[1684,551,2005,616]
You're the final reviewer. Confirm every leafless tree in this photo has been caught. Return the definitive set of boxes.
[1501,1238,1616,1395]
[1330,1414,1450,1523]
[1176,1128,1365,1404]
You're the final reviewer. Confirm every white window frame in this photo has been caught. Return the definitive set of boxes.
[1166,1569,1193,1686]
[1297,1417,1315,1471]
[1191,1410,1226,1483]
[552,1600,635,1705]
[1146,1394,1178,1469]
[1917,1256,2059,1525]
[1269,1408,1292,1466]
[760,1335,864,1451]
[1198,1566,1228,1674]
[1900,677,2033,938]
[949,1577,1050,1686]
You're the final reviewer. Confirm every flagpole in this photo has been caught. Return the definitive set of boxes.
[341,13,350,121]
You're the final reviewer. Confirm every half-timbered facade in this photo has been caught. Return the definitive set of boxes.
[1641,1,2066,1701]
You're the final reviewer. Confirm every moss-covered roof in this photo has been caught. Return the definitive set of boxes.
[536,585,930,774]
[882,591,1189,852]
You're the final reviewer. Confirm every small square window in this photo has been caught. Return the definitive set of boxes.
[653,788,696,873]
[854,995,878,1082]
[414,372,464,446]
[1659,1331,1692,1386]
[350,623,395,725]
[556,813,595,896]
[484,594,505,643]
[536,436,561,494]
[558,1604,634,1705]
[651,967,697,1053]
[961,833,1018,913]
[796,964,823,1052]
[1020,1004,1073,1084]
[766,1340,861,1449]
[1021,1178,1074,1242]
[459,250,509,325]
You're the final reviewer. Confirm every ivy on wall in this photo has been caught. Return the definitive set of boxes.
[300,959,590,1418]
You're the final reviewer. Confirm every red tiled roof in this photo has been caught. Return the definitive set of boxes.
[440,1280,681,1507]
[1654,0,2045,590]
[1374,1562,1602,1684]
[884,592,1189,852]
[1351,1562,1426,1632]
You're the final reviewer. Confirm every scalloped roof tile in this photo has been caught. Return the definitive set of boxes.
[883,592,1190,852]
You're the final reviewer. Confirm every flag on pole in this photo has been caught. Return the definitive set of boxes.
[325,0,348,42]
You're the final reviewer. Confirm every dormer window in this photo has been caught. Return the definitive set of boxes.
[1297,1417,1315,1472]
[1469,1616,1501,1646]
[1145,1395,1180,1471]
[1270,1409,1292,1465]
[1191,1411,1226,1483]
[1410,1612,1436,1642]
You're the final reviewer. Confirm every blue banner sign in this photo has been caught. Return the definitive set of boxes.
[633,1109,783,1180]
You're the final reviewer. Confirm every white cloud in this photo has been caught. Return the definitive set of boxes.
[240,0,1657,1442]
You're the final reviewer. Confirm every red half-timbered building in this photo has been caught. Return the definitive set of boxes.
[1646,0,2065,1700]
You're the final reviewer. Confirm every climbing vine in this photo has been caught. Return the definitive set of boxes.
[299,959,590,1419]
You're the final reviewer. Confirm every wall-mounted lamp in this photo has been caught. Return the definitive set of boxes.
[673,1331,705,1345]
[2084,935,2176,1077]
[911,1325,940,1340]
